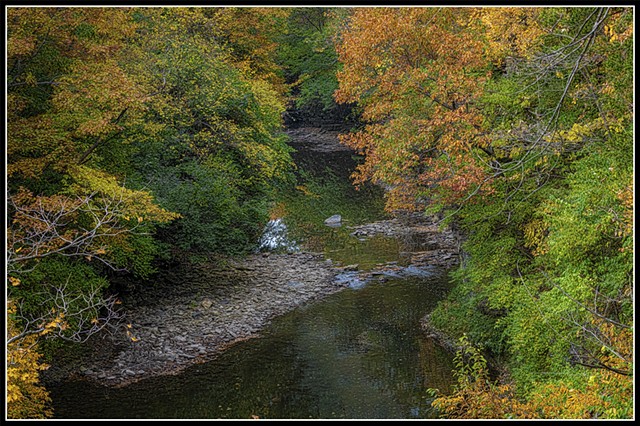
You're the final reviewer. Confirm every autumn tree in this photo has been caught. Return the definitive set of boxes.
[120,7,293,253]
[6,8,184,417]
[7,302,53,419]
[429,335,535,419]
[335,6,633,418]
[6,7,294,418]
[335,7,495,212]
[447,9,634,418]
[207,7,290,95]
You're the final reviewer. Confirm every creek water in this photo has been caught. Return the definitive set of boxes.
[47,128,456,419]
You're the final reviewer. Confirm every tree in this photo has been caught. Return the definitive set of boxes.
[275,7,352,122]
[335,6,633,418]
[334,7,496,212]
[7,301,53,419]
[121,7,293,253]
[429,335,534,419]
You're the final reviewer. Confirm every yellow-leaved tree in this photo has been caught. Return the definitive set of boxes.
[7,301,53,419]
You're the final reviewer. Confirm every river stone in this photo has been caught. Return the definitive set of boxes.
[287,280,304,288]
[324,214,342,226]
[201,298,213,309]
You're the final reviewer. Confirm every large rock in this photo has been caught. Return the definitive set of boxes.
[324,214,342,227]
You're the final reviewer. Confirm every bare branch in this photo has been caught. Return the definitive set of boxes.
[7,189,144,275]
[7,280,123,345]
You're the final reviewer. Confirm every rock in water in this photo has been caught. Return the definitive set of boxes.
[324,214,342,227]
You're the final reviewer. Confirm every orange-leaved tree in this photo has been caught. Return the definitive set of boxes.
[334,7,494,212]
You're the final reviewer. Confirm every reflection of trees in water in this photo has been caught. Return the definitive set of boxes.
[283,278,454,418]
[290,306,405,418]
[418,338,455,396]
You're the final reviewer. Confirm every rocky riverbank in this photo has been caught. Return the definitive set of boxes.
[43,208,462,390]
[348,211,461,271]
[42,211,461,389]
[43,251,349,388]
[285,127,352,152]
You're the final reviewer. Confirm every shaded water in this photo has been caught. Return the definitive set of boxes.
[48,128,456,419]
[50,275,454,419]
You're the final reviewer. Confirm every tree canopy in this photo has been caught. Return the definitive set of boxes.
[6,6,634,420]
[334,6,633,419]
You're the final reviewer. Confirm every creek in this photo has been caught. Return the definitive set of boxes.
[47,127,456,419]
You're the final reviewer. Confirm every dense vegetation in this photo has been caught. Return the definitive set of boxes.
[6,6,633,419]
[6,7,293,417]
[333,7,633,419]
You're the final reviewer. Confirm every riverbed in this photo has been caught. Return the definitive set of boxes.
[44,126,459,419]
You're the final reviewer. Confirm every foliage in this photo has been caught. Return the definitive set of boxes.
[276,8,344,110]
[207,7,289,94]
[524,339,634,419]
[335,6,634,419]
[335,7,497,212]
[7,301,53,419]
[430,330,633,419]
[429,335,534,419]
[124,7,294,254]
[151,157,271,253]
